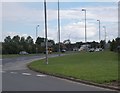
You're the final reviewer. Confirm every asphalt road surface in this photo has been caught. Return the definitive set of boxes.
[1,54,117,91]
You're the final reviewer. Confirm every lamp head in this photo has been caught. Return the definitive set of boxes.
[82,9,86,11]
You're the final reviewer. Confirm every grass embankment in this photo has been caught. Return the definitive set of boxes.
[28,51,118,84]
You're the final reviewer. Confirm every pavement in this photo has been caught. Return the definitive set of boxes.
[1,54,118,91]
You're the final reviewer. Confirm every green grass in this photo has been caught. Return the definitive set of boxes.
[29,51,118,84]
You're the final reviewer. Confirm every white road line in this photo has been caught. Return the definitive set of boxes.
[36,74,46,77]
[10,72,17,74]
[22,73,31,76]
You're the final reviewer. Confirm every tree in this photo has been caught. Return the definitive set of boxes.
[91,41,98,49]
[25,36,34,53]
[63,39,71,51]
[4,36,12,43]
[109,38,120,52]
[48,40,55,46]
[12,35,20,43]
[11,35,21,54]
[35,37,44,45]
[3,36,13,54]
[26,36,34,44]
[35,37,45,53]
[20,36,26,51]
[115,37,120,48]
[100,40,105,49]
[75,42,83,48]
[110,39,116,51]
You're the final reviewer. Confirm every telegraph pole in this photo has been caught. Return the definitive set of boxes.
[103,26,107,49]
[36,25,39,54]
[97,20,101,42]
[58,0,61,56]
[44,0,48,64]
[82,9,87,51]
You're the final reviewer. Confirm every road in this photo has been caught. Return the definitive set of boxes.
[1,54,117,91]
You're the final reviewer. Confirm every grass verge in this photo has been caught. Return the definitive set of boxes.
[28,51,118,85]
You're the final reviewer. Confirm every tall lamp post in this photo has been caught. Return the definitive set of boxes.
[36,25,39,54]
[103,26,107,49]
[82,9,87,51]
[44,0,48,64]
[97,20,101,42]
[58,0,61,56]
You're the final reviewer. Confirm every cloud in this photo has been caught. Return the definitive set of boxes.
[38,21,97,43]
[42,21,118,43]
[2,2,118,43]
[61,21,97,42]
[2,3,118,23]
[2,3,44,23]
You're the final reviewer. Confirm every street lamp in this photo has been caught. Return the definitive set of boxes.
[97,20,101,42]
[103,26,106,43]
[36,25,39,54]
[58,0,61,56]
[103,26,107,49]
[44,0,48,64]
[82,9,87,44]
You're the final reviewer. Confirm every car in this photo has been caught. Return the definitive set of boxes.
[19,51,29,55]
[88,48,94,52]
[61,49,66,53]
[95,48,100,52]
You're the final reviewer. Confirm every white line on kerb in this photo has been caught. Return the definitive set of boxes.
[36,74,46,77]
[22,73,31,76]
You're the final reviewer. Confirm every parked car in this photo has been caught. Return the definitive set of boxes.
[88,48,94,52]
[61,49,66,53]
[95,48,100,52]
[19,51,29,55]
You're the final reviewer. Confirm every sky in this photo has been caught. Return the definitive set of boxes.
[1,1,119,43]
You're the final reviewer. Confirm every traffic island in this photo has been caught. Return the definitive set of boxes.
[28,51,119,91]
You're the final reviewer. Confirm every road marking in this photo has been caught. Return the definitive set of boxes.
[36,74,46,77]
[10,72,17,74]
[22,73,31,76]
